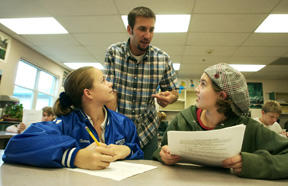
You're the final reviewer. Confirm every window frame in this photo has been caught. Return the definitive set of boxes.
[13,59,58,110]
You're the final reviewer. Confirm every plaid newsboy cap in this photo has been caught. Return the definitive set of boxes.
[204,63,250,116]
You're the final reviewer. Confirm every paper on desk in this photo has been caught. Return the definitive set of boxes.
[68,161,157,181]
[168,124,246,166]
[22,109,42,126]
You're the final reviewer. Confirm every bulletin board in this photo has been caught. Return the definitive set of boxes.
[0,32,9,63]
[247,82,263,108]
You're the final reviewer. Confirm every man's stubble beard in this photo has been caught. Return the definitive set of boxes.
[137,44,148,52]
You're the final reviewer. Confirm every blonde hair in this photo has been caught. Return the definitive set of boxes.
[53,66,95,116]
[42,106,54,116]
[262,100,282,114]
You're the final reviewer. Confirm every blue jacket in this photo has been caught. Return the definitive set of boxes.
[2,108,143,168]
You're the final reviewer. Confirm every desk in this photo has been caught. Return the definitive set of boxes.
[0,151,287,186]
[0,131,16,149]
[0,121,19,131]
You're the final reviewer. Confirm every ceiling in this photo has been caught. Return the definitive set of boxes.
[1,0,288,80]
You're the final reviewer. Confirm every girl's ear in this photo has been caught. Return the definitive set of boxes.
[83,88,93,99]
[219,91,227,100]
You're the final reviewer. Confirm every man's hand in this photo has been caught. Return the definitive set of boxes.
[159,145,181,165]
[152,90,178,107]
[222,154,242,175]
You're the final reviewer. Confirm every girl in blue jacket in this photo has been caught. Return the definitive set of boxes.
[3,66,143,169]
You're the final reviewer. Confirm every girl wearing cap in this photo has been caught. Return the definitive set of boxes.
[153,63,288,179]
[3,67,143,169]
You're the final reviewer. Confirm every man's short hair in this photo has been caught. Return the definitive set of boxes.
[128,6,156,29]
[262,100,282,114]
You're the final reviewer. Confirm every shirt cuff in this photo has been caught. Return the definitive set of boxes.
[61,147,80,168]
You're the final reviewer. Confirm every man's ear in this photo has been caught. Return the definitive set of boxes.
[127,25,133,35]
[219,91,227,100]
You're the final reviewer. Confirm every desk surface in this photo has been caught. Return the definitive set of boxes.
[0,150,287,186]
[0,131,16,149]
[0,121,19,131]
[0,131,16,139]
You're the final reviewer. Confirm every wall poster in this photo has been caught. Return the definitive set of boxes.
[0,32,9,62]
[247,82,263,108]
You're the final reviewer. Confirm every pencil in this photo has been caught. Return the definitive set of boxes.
[85,126,101,146]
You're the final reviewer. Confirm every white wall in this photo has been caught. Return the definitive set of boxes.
[178,78,288,102]
[177,78,288,126]
[0,30,67,96]
[259,80,288,101]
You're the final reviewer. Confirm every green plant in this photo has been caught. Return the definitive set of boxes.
[4,103,23,121]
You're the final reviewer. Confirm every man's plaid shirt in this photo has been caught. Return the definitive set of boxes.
[104,40,177,147]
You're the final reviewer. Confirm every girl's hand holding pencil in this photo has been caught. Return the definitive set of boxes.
[74,126,132,169]
[74,142,115,170]
[74,127,115,170]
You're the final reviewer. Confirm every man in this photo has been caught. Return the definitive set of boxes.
[104,6,178,159]
[254,100,287,137]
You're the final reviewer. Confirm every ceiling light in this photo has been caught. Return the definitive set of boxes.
[121,15,191,33]
[0,17,68,34]
[255,14,288,33]
[173,63,180,71]
[229,64,265,72]
[64,63,104,70]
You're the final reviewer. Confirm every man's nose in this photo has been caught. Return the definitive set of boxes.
[144,31,152,39]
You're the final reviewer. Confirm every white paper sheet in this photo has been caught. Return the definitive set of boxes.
[168,124,246,166]
[22,109,42,126]
[68,161,157,181]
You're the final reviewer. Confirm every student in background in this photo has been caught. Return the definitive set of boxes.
[3,67,143,170]
[157,112,168,137]
[254,100,287,137]
[41,106,56,122]
[285,120,288,130]
[157,111,167,123]
[6,106,56,133]
[153,63,288,179]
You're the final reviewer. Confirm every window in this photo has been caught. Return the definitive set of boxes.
[13,60,57,110]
